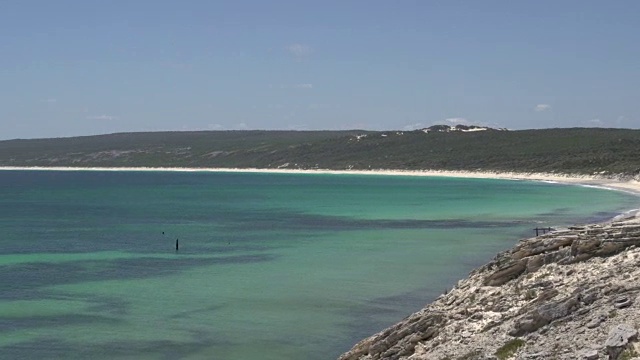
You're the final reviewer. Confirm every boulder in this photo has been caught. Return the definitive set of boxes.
[605,323,638,359]
[484,259,528,286]
[580,349,599,360]
[509,295,580,336]
[585,313,606,329]
[613,296,633,309]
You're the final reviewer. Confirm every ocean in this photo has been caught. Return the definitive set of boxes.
[0,170,636,359]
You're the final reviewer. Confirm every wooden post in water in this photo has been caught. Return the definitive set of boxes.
[176,238,179,251]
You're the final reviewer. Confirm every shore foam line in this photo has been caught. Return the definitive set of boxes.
[2,166,640,196]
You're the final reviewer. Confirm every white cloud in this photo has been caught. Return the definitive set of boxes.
[293,83,313,89]
[86,114,118,121]
[445,117,470,125]
[587,118,603,126]
[403,122,426,131]
[534,104,551,112]
[43,98,57,104]
[283,111,297,121]
[287,123,308,130]
[286,43,313,60]
[236,122,248,130]
[207,123,224,130]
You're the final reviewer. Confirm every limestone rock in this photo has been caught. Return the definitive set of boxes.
[509,295,580,336]
[580,349,599,360]
[338,215,640,360]
[586,313,607,329]
[605,323,637,359]
[483,259,527,286]
[613,296,633,309]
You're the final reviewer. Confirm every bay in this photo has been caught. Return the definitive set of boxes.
[0,170,636,359]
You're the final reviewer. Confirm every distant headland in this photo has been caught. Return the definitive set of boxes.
[1,127,639,180]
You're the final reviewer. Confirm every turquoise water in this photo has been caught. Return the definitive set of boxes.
[0,171,637,359]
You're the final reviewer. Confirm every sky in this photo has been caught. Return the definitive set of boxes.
[1,1,639,139]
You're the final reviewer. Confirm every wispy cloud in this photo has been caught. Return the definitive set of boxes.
[287,123,308,130]
[445,117,470,125]
[587,118,603,126]
[534,104,551,112]
[617,115,628,126]
[86,114,118,121]
[286,43,313,61]
[403,122,426,131]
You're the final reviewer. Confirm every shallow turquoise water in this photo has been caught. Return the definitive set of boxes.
[0,171,637,359]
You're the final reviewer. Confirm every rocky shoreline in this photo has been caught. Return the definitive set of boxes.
[339,211,640,360]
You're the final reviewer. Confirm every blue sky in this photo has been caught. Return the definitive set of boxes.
[1,1,639,139]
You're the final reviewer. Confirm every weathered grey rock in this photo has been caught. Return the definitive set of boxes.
[511,235,575,260]
[605,323,637,359]
[605,323,637,347]
[338,312,445,360]
[535,288,559,303]
[510,295,580,336]
[580,349,599,360]
[526,254,545,273]
[522,351,550,359]
[586,314,607,329]
[613,296,633,309]
[483,259,527,286]
[339,216,640,360]
[582,288,600,305]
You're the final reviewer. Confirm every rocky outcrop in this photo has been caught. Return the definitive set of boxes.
[339,212,640,360]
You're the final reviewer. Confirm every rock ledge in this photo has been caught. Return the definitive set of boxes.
[339,212,640,360]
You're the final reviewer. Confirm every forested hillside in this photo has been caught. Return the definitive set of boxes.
[1,127,639,177]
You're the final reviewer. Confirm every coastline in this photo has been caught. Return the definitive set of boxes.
[4,166,640,358]
[1,166,640,196]
[339,211,640,360]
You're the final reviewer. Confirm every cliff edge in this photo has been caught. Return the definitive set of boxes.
[339,211,640,360]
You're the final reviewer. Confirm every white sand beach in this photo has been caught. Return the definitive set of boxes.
[2,166,640,196]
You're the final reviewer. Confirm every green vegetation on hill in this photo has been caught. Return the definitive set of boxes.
[1,127,639,177]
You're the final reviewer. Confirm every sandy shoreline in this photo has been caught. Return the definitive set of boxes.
[1,166,640,196]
